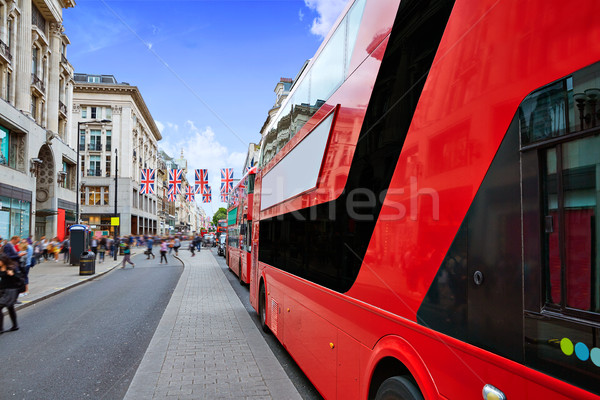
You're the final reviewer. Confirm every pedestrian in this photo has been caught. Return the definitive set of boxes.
[34,239,43,264]
[51,237,61,261]
[40,236,48,261]
[3,236,25,265]
[189,240,195,257]
[173,236,181,256]
[90,236,98,259]
[18,239,33,297]
[98,237,107,263]
[120,241,135,269]
[145,236,155,259]
[168,238,174,254]
[61,236,70,263]
[0,254,22,333]
[159,240,168,264]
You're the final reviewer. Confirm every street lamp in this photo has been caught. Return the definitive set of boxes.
[76,119,111,224]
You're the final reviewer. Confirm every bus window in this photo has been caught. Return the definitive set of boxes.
[521,60,600,394]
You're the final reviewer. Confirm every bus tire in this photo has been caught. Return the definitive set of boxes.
[375,376,424,400]
[259,283,270,334]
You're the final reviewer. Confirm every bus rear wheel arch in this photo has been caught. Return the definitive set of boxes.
[370,358,424,400]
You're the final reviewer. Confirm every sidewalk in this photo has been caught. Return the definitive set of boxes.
[14,251,129,310]
[124,248,302,400]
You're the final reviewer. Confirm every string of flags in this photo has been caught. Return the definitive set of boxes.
[139,168,235,204]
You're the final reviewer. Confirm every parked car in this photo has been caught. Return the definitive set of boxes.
[217,234,227,256]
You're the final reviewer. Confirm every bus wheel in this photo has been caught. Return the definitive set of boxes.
[259,284,270,334]
[375,376,424,400]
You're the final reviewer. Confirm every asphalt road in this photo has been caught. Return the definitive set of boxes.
[0,252,183,400]
[211,247,324,400]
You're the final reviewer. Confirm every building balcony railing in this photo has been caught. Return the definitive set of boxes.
[87,169,102,177]
[31,73,45,93]
[88,143,102,151]
[59,101,67,117]
[61,54,68,65]
[0,39,12,63]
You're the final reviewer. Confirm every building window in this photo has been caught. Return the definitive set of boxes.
[31,47,38,75]
[0,126,8,166]
[89,155,101,176]
[82,107,87,118]
[87,76,100,83]
[90,129,101,151]
[91,107,97,119]
[105,107,112,120]
[105,155,111,177]
[30,96,37,119]
[0,196,31,238]
[79,129,86,151]
[106,130,111,151]
[87,186,109,206]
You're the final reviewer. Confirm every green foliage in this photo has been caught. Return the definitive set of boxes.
[212,207,227,226]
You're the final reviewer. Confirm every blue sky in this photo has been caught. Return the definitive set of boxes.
[64,0,349,216]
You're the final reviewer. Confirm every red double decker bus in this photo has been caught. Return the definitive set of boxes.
[249,0,600,399]
[227,167,256,284]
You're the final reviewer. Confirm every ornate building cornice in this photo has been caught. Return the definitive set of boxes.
[73,83,162,140]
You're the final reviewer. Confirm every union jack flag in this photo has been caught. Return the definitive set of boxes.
[167,191,176,202]
[168,169,183,194]
[185,185,195,202]
[140,169,155,194]
[195,169,208,194]
[202,186,212,203]
[221,168,234,194]
[221,193,229,203]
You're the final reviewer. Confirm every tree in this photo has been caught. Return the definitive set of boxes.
[212,207,227,226]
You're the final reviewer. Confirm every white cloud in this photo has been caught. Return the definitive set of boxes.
[298,9,305,22]
[159,121,246,214]
[304,0,350,38]
[155,120,165,133]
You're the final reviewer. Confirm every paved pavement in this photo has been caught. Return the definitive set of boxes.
[14,250,128,310]
[124,248,302,400]
[6,245,302,399]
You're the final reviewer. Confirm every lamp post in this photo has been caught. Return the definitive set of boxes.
[114,147,118,260]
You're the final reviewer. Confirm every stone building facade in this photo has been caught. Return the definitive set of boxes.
[73,73,161,237]
[0,0,77,241]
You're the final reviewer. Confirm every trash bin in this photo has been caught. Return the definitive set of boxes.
[79,251,95,275]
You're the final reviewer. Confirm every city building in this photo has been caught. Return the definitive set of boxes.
[72,73,161,237]
[0,0,77,240]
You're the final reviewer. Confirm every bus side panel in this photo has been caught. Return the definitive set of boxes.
[242,250,251,284]
[283,293,338,400]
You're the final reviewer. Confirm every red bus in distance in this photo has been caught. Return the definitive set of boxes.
[249,0,600,399]
[227,167,256,284]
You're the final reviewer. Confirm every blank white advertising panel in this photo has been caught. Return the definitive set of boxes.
[261,113,334,210]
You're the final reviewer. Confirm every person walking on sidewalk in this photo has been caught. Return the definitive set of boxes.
[90,237,98,260]
[61,236,70,263]
[145,236,155,259]
[189,240,195,257]
[120,241,135,269]
[0,255,22,333]
[173,236,181,256]
[98,237,107,263]
[159,240,168,264]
